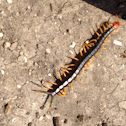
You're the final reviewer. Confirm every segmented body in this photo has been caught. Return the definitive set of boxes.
[51,27,114,96]
[33,15,123,110]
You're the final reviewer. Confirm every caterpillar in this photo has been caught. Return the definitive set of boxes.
[33,15,126,111]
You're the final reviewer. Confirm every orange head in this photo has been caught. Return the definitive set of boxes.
[112,14,126,30]
[112,21,120,30]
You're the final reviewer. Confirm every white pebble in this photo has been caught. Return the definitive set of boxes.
[0,32,3,38]
[17,85,21,88]
[1,70,5,75]
[114,55,118,59]
[113,40,122,46]
[85,40,89,44]
[27,6,31,9]
[120,64,125,69]
[97,64,100,66]
[69,50,74,54]
[46,48,51,54]
[11,118,16,122]
[7,0,12,3]
[70,42,76,48]
[10,42,17,50]
[46,114,51,119]
[58,15,62,19]
[77,18,81,22]
[24,56,27,63]
[39,116,43,121]
[0,11,4,14]
[48,73,51,76]
[18,55,27,63]
[32,103,36,106]
[4,42,11,48]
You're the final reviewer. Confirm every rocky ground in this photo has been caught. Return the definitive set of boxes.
[0,0,126,126]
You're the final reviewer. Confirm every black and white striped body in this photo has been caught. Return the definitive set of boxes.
[51,27,113,96]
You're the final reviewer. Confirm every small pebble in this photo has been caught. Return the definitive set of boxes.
[1,69,5,75]
[113,40,122,46]
[24,56,28,63]
[7,0,12,3]
[97,64,100,66]
[0,11,4,14]
[85,40,89,44]
[69,50,74,54]
[120,64,125,69]
[4,42,11,48]
[11,118,16,122]
[0,32,3,38]
[70,42,76,48]
[18,55,27,63]
[48,73,51,76]
[10,42,17,50]
[54,22,57,25]
[46,114,51,119]
[17,85,21,89]
[20,51,24,55]
[119,101,126,110]
[58,15,62,19]
[27,6,31,9]
[39,116,43,121]
[46,48,51,54]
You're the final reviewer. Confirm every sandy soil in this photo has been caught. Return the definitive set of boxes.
[0,0,126,126]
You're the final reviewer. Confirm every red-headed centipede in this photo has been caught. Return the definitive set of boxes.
[33,15,126,111]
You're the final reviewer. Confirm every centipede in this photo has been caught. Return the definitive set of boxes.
[33,15,126,111]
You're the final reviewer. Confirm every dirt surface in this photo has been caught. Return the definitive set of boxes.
[0,0,126,126]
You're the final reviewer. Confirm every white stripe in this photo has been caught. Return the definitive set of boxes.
[59,85,63,89]
[68,77,72,83]
[75,69,79,74]
[72,73,76,78]
[63,81,68,87]
[52,92,56,96]
[56,88,60,93]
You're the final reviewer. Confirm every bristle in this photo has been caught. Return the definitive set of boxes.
[66,67,72,70]
[62,69,66,77]
[43,84,53,90]
[89,39,97,43]
[96,52,102,58]
[106,22,109,28]
[62,68,70,74]
[108,35,111,40]
[83,44,87,53]
[47,82,58,85]
[100,47,106,50]
[79,72,87,75]
[66,64,75,67]
[71,57,79,61]
[92,56,95,63]
[75,78,82,83]
[85,44,90,50]
[80,49,83,56]
[95,31,100,37]
[99,27,103,34]
[70,83,73,92]
[57,72,62,81]
[102,24,106,31]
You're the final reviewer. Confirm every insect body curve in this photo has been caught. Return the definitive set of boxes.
[33,15,125,111]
